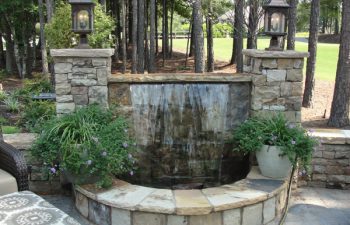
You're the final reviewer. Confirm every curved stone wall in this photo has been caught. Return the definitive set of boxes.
[74,167,289,225]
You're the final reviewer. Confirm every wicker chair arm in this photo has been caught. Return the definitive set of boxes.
[0,141,29,191]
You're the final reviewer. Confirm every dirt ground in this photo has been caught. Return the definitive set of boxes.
[0,51,337,129]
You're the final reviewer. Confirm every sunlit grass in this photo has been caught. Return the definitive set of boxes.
[172,38,339,81]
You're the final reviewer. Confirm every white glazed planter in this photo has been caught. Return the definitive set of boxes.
[256,145,292,179]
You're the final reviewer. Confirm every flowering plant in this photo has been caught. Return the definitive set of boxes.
[31,104,136,188]
[232,113,318,170]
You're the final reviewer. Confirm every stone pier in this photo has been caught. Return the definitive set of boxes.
[243,49,309,123]
[50,49,114,116]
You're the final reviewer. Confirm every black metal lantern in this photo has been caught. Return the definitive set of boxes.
[69,0,95,49]
[263,0,290,51]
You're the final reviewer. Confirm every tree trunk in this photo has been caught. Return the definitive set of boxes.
[189,10,195,57]
[38,0,49,76]
[170,0,175,58]
[193,0,204,73]
[46,0,54,23]
[162,0,166,65]
[155,1,158,55]
[328,0,350,127]
[149,0,156,73]
[131,0,138,73]
[287,0,298,50]
[0,33,5,69]
[334,18,339,35]
[0,17,16,74]
[235,0,244,72]
[230,3,239,65]
[121,0,127,73]
[137,0,145,73]
[247,0,259,49]
[144,0,149,71]
[129,0,133,44]
[322,18,326,33]
[302,0,320,108]
[206,2,214,72]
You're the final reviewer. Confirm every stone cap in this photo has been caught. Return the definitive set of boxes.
[310,128,350,145]
[51,49,115,58]
[75,166,287,215]
[108,73,252,83]
[243,49,309,59]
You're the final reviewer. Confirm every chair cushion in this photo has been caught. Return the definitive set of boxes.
[0,169,17,196]
[0,191,81,225]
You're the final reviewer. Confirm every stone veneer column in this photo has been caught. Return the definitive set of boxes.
[243,49,309,123]
[50,49,114,115]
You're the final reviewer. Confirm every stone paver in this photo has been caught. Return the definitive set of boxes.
[282,188,350,225]
[174,190,212,215]
[137,189,175,214]
[97,184,155,210]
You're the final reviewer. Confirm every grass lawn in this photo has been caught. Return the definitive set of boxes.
[172,38,339,81]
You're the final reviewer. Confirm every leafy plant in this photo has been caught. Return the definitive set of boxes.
[2,126,21,134]
[19,101,56,132]
[232,113,318,171]
[31,104,136,188]
[3,95,21,112]
[0,90,8,102]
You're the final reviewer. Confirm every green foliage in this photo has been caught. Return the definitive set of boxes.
[297,1,311,32]
[45,3,76,49]
[45,2,115,49]
[19,101,56,132]
[232,113,318,171]
[0,116,7,125]
[0,90,8,102]
[3,95,21,113]
[31,104,136,188]
[22,78,54,94]
[88,4,115,48]
[2,126,21,134]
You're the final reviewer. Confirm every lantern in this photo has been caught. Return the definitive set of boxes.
[69,0,95,48]
[263,0,290,51]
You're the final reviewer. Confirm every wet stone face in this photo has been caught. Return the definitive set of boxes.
[112,83,251,189]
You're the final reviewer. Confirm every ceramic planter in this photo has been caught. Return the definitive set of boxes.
[256,145,292,179]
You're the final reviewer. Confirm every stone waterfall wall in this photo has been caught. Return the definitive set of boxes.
[51,49,114,115]
[243,50,309,123]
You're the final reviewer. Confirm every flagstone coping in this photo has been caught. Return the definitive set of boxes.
[108,73,252,83]
[75,167,287,216]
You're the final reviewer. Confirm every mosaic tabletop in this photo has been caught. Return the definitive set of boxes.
[0,191,81,225]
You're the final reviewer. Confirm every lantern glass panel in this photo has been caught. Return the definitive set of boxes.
[77,10,90,31]
[271,13,285,33]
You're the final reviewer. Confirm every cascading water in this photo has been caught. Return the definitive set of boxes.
[130,83,250,189]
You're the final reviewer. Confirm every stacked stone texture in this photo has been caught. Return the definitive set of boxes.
[303,132,350,189]
[243,50,308,123]
[51,49,113,115]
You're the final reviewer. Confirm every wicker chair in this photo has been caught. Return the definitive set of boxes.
[0,127,29,191]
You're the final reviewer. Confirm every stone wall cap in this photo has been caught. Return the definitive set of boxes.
[75,166,287,215]
[242,49,309,58]
[51,49,115,58]
[310,128,350,144]
[108,73,252,83]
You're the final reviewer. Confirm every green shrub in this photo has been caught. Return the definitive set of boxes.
[3,96,21,113]
[0,90,8,102]
[2,126,21,134]
[45,2,115,49]
[31,104,136,188]
[19,101,56,132]
[0,116,7,125]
